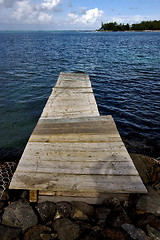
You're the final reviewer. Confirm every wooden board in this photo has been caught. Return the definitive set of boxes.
[40,72,99,119]
[9,72,147,202]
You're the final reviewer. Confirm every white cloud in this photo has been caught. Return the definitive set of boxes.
[81,8,103,24]
[110,15,154,24]
[12,1,33,21]
[68,8,103,25]
[11,0,61,24]
[41,0,61,11]
[38,12,53,23]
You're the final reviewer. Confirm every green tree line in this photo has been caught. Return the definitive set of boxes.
[99,20,160,31]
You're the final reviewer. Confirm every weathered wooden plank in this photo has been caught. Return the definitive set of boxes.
[16,160,138,176]
[53,88,93,93]
[20,149,131,163]
[31,121,119,136]
[29,134,122,143]
[19,141,128,155]
[41,110,99,119]
[40,76,99,119]
[10,172,147,193]
[39,190,129,199]
[38,116,112,124]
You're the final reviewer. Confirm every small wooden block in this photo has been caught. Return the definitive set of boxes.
[29,190,38,202]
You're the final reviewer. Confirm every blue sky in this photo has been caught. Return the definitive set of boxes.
[0,0,159,30]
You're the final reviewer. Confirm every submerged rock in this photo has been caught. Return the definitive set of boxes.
[35,201,56,223]
[2,200,38,233]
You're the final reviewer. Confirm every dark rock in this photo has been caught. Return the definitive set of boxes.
[19,190,29,201]
[101,227,129,240]
[137,214,156,228]
[92,225,101,232]
[130,154,151,185]
[71,201,94,218]
[123,200,130,208]
[1,190,9,201]
[0,201,4,210]
[53,218,80,240]
[35,201,56,223]
[80,231,103,240]
[107,198,121,208]
[40,233,51,240]
[51,233,59,239]
[2,200,38,233]
[77,221,92,235]
[0,225,21,240]
[23,224,52,240]
[108,206,131,227]
[147,224,160,240]
[148,220,160,231]
[153,181,160,193]
[122,223,152,240]
[137,187,160,216]
[95,207,111,226]
[71,206,88,221]
[56,201,71,218]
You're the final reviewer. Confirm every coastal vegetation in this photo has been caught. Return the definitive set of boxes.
[99,20,160,31]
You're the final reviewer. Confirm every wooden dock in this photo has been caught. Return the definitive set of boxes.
[10,72,147,203]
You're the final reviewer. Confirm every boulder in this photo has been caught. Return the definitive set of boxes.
[71,206,88,221]
[104,198,121,209]
[95,207,111,226]
[147,224,160,240]
[101,227,128,240]
[122,223,152,240]
[35,201,56,223]
[147,220,160,240]
[0,225,21,240]
[137,187,160,216]
[80,231,103,240]
[130,154,151,185]
[70,201,94,218]
[2,200,38,233]
[56,201,72,218]
[23,224,51,240]
[53,218,80,240]
[108,206,131,227]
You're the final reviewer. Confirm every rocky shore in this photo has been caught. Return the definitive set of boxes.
[0,154,159,240]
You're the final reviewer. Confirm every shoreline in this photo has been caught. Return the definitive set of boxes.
[96,30,160,32]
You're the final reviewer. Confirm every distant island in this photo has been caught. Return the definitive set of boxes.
[98,20,160,31]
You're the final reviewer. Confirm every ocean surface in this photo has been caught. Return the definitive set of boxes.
[0,31,160,162]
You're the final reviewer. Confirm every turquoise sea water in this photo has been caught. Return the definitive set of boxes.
[0,31,160,162]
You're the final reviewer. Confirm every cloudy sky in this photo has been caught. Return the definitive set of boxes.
[0,0,159,30]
